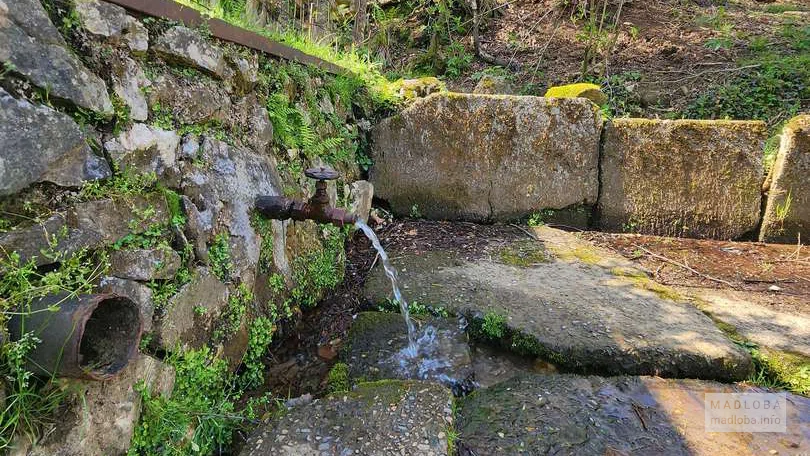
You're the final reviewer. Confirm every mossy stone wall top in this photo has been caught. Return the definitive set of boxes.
[598,118,766,239]
[760,115,810,243]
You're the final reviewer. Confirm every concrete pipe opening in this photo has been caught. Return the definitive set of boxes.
[79,297,142,378]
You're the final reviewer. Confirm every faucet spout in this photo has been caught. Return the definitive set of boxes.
[255,166,358,227]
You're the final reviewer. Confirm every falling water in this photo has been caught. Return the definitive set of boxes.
[355,220,417,357]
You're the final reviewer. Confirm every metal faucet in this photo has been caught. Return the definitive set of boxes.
[255,166,358,227]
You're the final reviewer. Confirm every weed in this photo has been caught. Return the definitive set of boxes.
[480,311,507,339]
[215,283,253,339]
[444,42,473,78]
[209,233,233,282]
[409,204,422,218]
[378,298,450,317]
[79,168,158,200]
[239,316,275,390]
[288,226,346,309]
[327,363,350,393]
[774,191,792,228]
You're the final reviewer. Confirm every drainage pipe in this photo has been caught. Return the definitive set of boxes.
[8,293,142,380]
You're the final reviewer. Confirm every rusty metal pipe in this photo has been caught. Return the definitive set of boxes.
[255,166,359,227]
[8,293,142,380]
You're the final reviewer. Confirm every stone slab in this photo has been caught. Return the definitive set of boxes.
[241,380,452,456]
[457,373,809,455]
[364,226,753,381]
[370,93,602,221]
[761,115,810,243]
[599,119,766,239]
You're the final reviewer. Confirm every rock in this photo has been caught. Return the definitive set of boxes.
[109,247,182,281]
[0,89,111,195]
[180,137,280,286]
[241,380,451,456]
[153,26,231,80]
[74,0,129,38]
[104,123,180,178]
[599,119,765,239]
[345,312,474,393]
[154,269,229,350]
[111,55,150,121]
[370,93,602,221]
[68,194,170,247]
[98,276,155,332]
[364,226,753,381]
[229,54,259,93]
[394,77,446,100]
[231,94,273,153]
[28,355,175,456]
[457,373,810,455]
[760,115,810,243]
[545,82,608,106]
[0,213,88,267]
[348,180,373,223]
[473,75,514,94]
[148,72,232,125]
[123,18,148,54]
[0,0,113,115]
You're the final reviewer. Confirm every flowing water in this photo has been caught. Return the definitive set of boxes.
[355,220,417,356]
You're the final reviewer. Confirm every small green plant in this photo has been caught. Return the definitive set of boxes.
[215,283,253,339]
[209,233,233,282]
[480,311,507,339]
[287,227,346,309]
[327,363,350,393]
[194,305,207,316]
[409,204,422,218]
[239,316,275,390]
[378,298,450,317]
[444,42,473,78]
[79,169,158,200]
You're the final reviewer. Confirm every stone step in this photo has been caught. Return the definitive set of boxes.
[241,380,452,456]
[456,373,810,455]
[363,226,753,381]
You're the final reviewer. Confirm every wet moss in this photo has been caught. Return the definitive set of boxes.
[327,363,350,393]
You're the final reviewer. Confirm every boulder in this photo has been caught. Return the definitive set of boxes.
[104,123,180,178]
[364,226,753,381]
[760,115,810,243]
[228,54,259,93]
[28,355,175,456]
[241,380,452,456]
[599,119,765,239]
[154,269,229,350]
[109,247,182,281]
[231,94,273,153]
[73,0,129,38]
[0,0,113,115]
[545,82,607,106]
[457,373,809,455]
[153,26,231,80]
[111,55,150,121]
[0,89,111,195]
[344,312,474,392]
[473,75,514,95]
[370,93,602,221]
[98,276,155,332]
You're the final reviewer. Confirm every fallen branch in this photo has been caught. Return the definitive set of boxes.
[632,244,738,289]
[509,223,539,241]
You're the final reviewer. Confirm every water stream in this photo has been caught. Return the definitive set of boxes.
[355,220,418,357]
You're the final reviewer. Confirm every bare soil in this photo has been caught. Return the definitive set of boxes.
[583,231,810,315]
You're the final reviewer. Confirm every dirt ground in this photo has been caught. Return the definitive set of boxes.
[449,0,809,119]
[583,231,810,315]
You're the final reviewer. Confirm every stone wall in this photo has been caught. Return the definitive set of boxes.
[599,119,766,239]
[760,115,810,243]
[0,0,372,452]
[370,93,603,222]
[370,94,794,241]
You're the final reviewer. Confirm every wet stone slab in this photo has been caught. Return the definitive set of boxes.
[456,373,810,456]
[345,312,475,394]
[364,227,753,381]
[241,380,452,456]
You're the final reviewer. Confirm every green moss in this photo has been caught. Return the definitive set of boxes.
[553,246,601,265]
[327,363,350,393]
[497,242,550,267]
[545,83,607,106]
[752,349,810,396]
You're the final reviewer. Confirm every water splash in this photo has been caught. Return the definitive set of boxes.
[355,220,417,356]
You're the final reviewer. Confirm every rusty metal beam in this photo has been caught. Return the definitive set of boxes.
[106,0,346,75]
